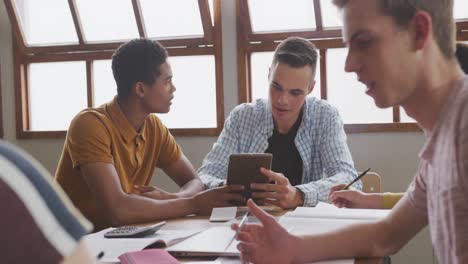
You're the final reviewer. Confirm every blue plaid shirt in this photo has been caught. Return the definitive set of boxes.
[198,98,361,206]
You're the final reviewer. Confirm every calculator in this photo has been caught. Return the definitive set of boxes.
[104,221,166,238]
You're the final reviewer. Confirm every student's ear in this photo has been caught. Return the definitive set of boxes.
[135,82,145,98]
[308,80,316,95]
[412,10,431,51]
[268,67,272,80]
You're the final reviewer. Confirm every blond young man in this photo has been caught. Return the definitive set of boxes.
[199,37,358,209]
[234,1,468,263]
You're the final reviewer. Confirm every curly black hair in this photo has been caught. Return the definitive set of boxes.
[111,39,168,97]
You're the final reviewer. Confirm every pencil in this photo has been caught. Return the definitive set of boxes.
[224,211,249,251]
[343,168,371,190]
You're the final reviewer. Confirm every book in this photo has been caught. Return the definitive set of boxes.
[166,226,239,257]
[279,202,391,237]
[84,228,201,262]
[284,202,390,220]
[119,249,180,264]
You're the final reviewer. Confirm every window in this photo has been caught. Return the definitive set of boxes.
[14,0,78,46]
[248,0,316,33]
[75,0,139,42]
[5,0,223,138]
[326,48,392,124]
[157,55,217,129]
[237,0,468,133]
[29,61,87,131]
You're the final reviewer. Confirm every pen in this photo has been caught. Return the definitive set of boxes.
[343,168,371,190]
[224,211,249,251]
[96,251,104,260]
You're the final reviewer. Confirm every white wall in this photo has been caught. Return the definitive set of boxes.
[0,1,432,263]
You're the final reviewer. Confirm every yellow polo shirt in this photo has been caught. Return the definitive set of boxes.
[382,192,404,209]
[55,97,182,231]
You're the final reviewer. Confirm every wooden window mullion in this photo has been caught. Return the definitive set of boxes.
[68,0,85,44]
[313,0,323,30]
[131,0,147,38]
[198,0,214,44]
[213,0,224,133]
[86,61,94,108]
[237,0,250,104]
[393,106,400,122]
[319,49,327,100]
[4,0,27,52]
[239,0,253,43]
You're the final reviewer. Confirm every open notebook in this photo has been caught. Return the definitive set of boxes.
[279,202,391,236]
[85,228,202,262]
[167,227,354,264]
[166,226,239,257]
[284,202,391,220]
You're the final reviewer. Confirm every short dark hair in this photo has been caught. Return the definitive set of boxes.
[111,39,168,97]
[272,37,318,75]
[456,43,468,74]
[333,0,455,59]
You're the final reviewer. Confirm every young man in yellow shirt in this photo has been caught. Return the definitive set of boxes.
[55,39,244,231]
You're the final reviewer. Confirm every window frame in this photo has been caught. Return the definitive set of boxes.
[5,0,224,138]
[237,0,468,133]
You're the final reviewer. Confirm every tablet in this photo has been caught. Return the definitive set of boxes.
[226,153,272,202]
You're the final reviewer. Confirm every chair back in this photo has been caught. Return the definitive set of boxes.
[360,171,381,193]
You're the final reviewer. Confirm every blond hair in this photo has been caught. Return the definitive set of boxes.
[333,0,455,59]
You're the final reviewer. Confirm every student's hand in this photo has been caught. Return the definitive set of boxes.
[133,185,178,200]
[328,184,383,209]
[250,168,304,209]
[191,185,245,215]
[233,199,298,264]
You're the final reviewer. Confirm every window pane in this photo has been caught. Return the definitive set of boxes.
[75,0,139,42]
[251,51,320,101]
[248,0,316,32]
[454,0,468,20]
[140,0,204,38]
[93,60,117,107]
[208,0,214,26]
[326,48,393,124]
[157,56,217,128]
[29,62,87,131]
[400,107,417,123]
[14,0,78,45]
[321,0,342,28]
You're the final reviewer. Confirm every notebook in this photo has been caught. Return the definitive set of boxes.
[167,226,239,257]
[85,228,201,262]
[284,202,390,220]
[119,249,180,264]
[279,202,390,237]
